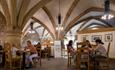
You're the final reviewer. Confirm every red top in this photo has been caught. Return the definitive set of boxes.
[25,45,37,54]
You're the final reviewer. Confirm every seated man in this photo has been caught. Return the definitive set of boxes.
[89,39,107,69]
[91,39,107,58]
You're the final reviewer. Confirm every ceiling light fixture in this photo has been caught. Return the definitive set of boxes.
[28,22,35,34]
[56,0,63,31]
[101,0,114,20]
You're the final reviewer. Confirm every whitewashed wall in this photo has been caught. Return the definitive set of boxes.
[77,31,115,58]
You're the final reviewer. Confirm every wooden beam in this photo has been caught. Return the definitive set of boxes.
[65,7,115,32]
[65,16,113,35]
[42,6,57,38]
[45,32,49,37]
[34,30,41,42]
[34,25,42,30]
[62,0,80,26]
[42,7,56,29]
[82,23,108,30]
[17,0,31,26]
[77,20,90,31]
[78,21,110,31]
[21,0,52,30]
[0,0,11,25]
[77,27,115,34]
[31,17,55,39]
[41,28,45,40]
[41,28,45,37]
[10,0,17,27]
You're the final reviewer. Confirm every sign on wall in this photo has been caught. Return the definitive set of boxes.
[54,41,61,58]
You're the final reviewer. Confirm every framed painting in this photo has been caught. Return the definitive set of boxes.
[105,34,113,42]
[82,35,89,42]
[92,35,102,42]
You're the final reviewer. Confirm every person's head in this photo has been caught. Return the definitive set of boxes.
[85,40,92,48]
[85,40,90,44]
[27,40,32,46]
[37,42,41,45]
[95,39,104,45]
[68,40,73,46]
[0,45,3,50]
[12,44,16,47]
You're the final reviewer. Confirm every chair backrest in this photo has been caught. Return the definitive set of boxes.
[107,42,111,58]
[76,42,85,50]
[4,42,12,62]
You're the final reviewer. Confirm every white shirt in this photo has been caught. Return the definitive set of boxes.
[11,47,19,58]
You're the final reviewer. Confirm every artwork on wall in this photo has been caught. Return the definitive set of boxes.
[82,35,89,42]
[92,35,102,42]
[105,34,113,42]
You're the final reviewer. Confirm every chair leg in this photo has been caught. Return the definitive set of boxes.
[67,57,70,67]
[39,58,41,66]
[67,58,69,67]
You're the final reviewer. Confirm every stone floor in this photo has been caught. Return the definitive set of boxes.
[0,58,115,70]
[27,58,76,70]
[27,58,115,70]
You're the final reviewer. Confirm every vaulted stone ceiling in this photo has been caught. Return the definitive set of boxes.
[0,0,115,40]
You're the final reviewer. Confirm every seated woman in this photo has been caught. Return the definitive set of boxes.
[25,40,38,66]
[81,40,92,53]
[67,40,75,57]
[67,40,77,64]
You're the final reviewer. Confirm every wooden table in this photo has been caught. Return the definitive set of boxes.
[0,51,5,67]
[22,51,26,70]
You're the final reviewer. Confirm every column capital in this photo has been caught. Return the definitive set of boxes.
[4,28,22,48]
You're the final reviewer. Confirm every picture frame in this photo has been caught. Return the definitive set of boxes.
[82,35,89,42]
[92,35,102,42]
[105,34,113,42]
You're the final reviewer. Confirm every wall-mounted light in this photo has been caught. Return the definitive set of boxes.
[92,27,99,30]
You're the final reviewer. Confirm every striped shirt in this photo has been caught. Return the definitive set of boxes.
[95,44,107,57]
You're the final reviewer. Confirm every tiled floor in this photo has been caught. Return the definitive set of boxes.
[0,58,115,70]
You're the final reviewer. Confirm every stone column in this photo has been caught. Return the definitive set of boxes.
[4,25,22,48]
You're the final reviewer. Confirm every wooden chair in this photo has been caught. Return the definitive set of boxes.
[43,47,51,59]
[4,43,22,70]
[67,50,72,67]
[77,42,85,49]
[12,56,22,70]
[4,43,12,70]
[37,49,42,66]
[33,48,42,67]
[77,47,90,70]
[95,42,111,70]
